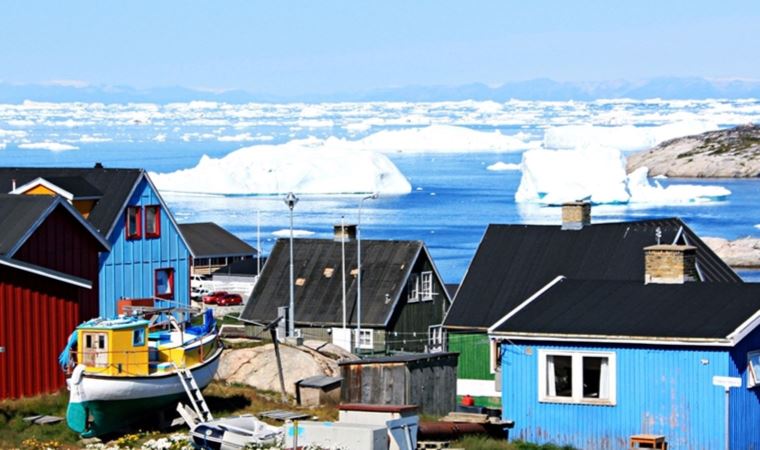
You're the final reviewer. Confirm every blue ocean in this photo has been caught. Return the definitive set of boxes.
[1,99,759,282]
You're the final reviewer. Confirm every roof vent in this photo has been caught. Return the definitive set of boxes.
[561,201,591,230]
[94,162,104,169]
[334,224,357,242]
[644,244,698,284]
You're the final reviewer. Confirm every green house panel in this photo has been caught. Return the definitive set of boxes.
[448,332,493,380]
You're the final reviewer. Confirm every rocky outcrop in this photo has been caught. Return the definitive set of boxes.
[215,340,356,396]
[627,124,760,177]
[703,237,760,268]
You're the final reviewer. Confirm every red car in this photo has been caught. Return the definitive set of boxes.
[202,291,228,305]
[216,293,243,306]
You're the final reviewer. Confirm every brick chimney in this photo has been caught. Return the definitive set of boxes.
[561,201,591,230]
[644,244,698,284]
[334,224,357,242]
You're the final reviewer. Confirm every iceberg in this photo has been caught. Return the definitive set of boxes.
[515,147,630,204]
[272,229,315,237]
[349,124,532,153]
[486,162,522,171]
[516,147,731,205]
[543,120,718,152]
[150,138,412,196]
[18,142,79,151]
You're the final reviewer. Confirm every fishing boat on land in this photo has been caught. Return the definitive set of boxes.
[60,307,223,437]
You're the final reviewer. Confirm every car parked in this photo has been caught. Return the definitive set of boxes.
[216,293,243,306]
[202,291,228,305]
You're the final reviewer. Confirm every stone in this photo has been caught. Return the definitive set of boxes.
[215,340,356,396]
[627,124,760,178]
[703,237,760,268]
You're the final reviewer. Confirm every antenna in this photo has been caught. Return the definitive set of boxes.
[655,226,662,245]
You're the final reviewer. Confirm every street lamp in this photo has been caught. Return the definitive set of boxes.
[284,192,299,338]
[356,192,378,350]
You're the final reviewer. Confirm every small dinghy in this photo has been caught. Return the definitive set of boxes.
[183,413,281,450]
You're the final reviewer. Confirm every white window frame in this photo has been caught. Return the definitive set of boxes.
[356,329,374,350]
[407,274,420,303]
[420,271,434,301]
[428,325,444,353]
[748,349,760,388]
[489,339,501,374]
[537,349,617,406]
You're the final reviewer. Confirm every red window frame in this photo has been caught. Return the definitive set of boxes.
[125,206,142,240]
[144,205,161,238]
[154,268,175,299]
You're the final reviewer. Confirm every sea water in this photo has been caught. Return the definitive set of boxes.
[1,99,759,282]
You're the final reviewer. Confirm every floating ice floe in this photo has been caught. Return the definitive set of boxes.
[150,138,412,196]
[18,142,79,151]
[543,120,718,152]
[272,229,315,237]
[347,124,533,153]
[486,162,522,171]
[515,146,731,205]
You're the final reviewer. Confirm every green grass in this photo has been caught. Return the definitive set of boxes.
[0,390,79,448]
[451,436,577,450]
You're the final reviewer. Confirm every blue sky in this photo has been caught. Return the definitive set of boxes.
[2,0,759,95]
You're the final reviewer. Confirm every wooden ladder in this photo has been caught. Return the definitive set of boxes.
[176,367,213,423]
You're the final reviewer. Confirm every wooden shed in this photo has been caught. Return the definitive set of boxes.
[339,353,458,416]
[296,375,342,407]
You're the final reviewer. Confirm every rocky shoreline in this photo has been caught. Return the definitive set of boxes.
[627,124,760,177]
[703,237,760,268]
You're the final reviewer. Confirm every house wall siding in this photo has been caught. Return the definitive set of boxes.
[0,267,81,399]
[14,205,101,321]
[729,325,760,449]
[449,332,492,380]
[387,256,448,353]
[99,178,190,318]
[502,340,726,450]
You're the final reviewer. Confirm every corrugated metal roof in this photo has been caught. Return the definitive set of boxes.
[0,194,56,254]
[179,222,257,258]
[240,238,425,327]
[493,278,760,339]
[0,167,142,235]
[445,218,741,330]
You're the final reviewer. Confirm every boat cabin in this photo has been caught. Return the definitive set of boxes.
[75,312,219,377]
[77,318,150,376]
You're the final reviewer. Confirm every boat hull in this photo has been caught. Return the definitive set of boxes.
[67,347,222,437]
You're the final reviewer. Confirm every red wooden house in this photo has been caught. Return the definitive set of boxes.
[0,194,109,399]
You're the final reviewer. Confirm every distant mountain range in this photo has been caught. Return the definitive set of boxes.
[2,77,760,103]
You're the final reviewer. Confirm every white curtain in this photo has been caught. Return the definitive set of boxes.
[547,356,557,396]
[599,357,609,399]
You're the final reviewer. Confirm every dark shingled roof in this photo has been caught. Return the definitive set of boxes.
[179,222,257,258]
[42,176,103,199]
[214,257,265,276]
[0,167,143,236]
[491,278,760,340]
[240,238,425,327]
[0,194,57,254]
[445,218,740,330]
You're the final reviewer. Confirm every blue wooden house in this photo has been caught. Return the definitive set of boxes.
[0,166,191,318]
[444,202,739,407]
[488,245,760,450]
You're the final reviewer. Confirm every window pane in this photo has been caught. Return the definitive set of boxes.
[145,207,156,234]
[583,356,609,399]
[547,355,572,397]
[127,207,138,235]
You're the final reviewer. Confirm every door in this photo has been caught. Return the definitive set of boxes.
[82,333,108,368]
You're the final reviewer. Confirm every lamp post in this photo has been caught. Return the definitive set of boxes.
[356,192,378,349]
[284,192,299,338]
